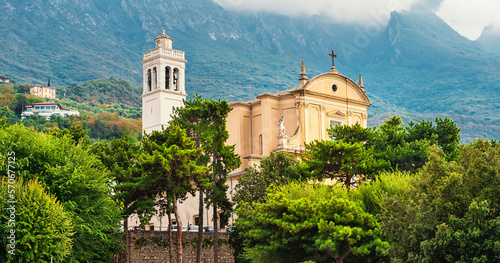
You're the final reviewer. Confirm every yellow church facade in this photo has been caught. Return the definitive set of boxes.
[227,60,371,176]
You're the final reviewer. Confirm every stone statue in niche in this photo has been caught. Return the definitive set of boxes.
[278,115,286,138]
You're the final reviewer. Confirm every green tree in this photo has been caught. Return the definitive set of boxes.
[304,140,376,188]
[434,117,461,160]
[50,123,91,146]
[0,107,18,125]
[91,133,155,263]
[372,116,431,172]
[141,125,206,263]
[12,93,44,115]
[0,85,17,109]
[172,94,212,263]
[381,139,431,172]
[202,99,241,263]
[233,151,306,206]
[348,171,412,215]
[48,114,72,130]
[0,178,74,262]
[174,96,240,263]
[328,122,376,148]
[380,140,500,262]
[236,182,389,263]
[0,124,122,262]
[329,116,461,173]
[231,151,306,263]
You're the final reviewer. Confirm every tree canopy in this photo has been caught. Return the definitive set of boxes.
[174,95,241,263]
[236,182,389,263]
[233,151,306,206]
[141,124,207,263]
[0,178,74,262]
[0,124,122,262]
[328,116,461,173]
[380,139,500,262]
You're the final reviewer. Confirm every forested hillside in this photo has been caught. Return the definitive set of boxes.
[0,0,498,140]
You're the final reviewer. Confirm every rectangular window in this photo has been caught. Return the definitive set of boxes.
[330,120,341,128]
[329,121,342,140]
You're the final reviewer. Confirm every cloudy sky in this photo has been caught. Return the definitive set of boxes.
[213,0,500,40]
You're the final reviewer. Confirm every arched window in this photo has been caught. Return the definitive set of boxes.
[173,68,179,91]
[165,67,171,90]
[147,69,152,91]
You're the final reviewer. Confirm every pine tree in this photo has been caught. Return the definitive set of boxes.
[141,124,206,263]
[173,95,240,263]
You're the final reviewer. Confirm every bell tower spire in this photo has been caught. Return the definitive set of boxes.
[141,30,188,134]
[359,73,367,93]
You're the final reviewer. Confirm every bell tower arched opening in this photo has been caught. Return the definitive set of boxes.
[147,69,152,92]
[152,67,157,90]
[165,66,171,90]
[173,68,179,91]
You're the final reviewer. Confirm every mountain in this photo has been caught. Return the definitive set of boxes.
[0,0,498,141]
[359,7,500,141]
[477,25,500,56]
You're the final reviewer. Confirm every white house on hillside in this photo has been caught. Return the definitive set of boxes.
[21,102,79,120]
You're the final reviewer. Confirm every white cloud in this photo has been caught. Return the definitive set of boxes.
[436,0,500,40]
[214,0,421,25]
[213,0,500,40]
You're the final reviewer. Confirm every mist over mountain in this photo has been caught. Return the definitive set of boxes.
[0,0,498,141]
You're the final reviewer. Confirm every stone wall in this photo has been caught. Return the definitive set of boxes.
[121,230,234,263]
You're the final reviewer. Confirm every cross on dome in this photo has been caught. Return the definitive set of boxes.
[329,50,337,67]
[328,50,338,73]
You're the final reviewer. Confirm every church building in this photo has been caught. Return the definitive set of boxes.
[227,54,371,176]
[137,32,371,231]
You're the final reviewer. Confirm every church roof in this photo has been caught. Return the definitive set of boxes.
[230,73,365,106]
[229,59,369,106]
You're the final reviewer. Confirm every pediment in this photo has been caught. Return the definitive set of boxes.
[327,110,347,118]
[302,72,371,106]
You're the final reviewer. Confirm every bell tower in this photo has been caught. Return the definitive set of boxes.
[142,30,187,134]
